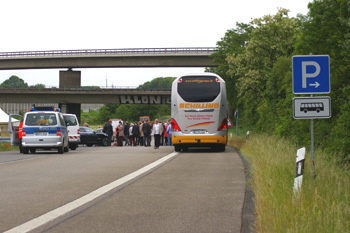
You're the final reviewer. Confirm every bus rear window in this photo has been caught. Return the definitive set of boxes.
[177,76,220,102]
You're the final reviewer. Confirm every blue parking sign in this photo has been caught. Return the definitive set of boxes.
[292,55,330,94]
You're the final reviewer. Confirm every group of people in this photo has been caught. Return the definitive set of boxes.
[102,119,172,149]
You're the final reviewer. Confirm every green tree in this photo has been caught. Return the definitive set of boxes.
[30,83,46,88]
[81,86,101,89]
[81,109,100,126]
[327,86,350,161]
[226,8,300,130]
[295,0,350,160]
[97,104,119,123]
[0,75,28,88]
[138,77,175,90]
[208,23,252,112]
[295,0,350,109]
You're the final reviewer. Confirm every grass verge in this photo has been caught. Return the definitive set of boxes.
[0,142,18,151]
[229,134,350,233]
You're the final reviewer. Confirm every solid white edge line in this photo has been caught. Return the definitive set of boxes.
[4,151,179,233]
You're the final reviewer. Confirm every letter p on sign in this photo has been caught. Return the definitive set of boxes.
[302,61,320,88]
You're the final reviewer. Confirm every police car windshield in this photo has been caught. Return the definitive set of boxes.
[25,113,57,126]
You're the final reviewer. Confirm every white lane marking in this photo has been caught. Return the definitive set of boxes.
[4,151,179,233]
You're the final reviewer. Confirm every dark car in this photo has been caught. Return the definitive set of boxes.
[79,126,108,147]
[96,128,115,144]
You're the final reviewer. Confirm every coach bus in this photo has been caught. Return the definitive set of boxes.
[171,73,228,152]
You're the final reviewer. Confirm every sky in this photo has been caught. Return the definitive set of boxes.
[0,0,311,87]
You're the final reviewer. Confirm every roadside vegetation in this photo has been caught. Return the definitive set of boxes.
[209,0,350,164]
[0,143,18,151]
[218,3,350,229]
[229,133,350,233]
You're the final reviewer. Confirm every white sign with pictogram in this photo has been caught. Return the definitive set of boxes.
[293,97,331,119]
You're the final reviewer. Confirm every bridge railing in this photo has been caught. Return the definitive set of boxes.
[0,87,171,92]
[0,47,216,58]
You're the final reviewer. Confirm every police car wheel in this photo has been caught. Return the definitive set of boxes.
[58,146,64,154]
[19,145,24,154]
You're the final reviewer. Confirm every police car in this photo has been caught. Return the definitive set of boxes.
[9,106,69,154]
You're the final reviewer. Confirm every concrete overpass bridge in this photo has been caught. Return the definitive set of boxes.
[0,47,217,119]
[0,47,217,69]
[0,87,171,104]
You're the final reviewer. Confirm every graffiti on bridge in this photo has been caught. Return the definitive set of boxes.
[118,95,171,104]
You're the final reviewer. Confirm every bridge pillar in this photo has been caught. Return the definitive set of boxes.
[59,70,81,122]
[59,103,81,122]
[59,69,81,88]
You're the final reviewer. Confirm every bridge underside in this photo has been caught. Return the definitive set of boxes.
[0,55,216,70]
[0,89,170,122]
[0,89,171,104]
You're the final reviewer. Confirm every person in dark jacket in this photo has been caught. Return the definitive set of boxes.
[142,120,152,147]
[102,120,113,146]
[123,121,130,146]
[116,121,124,147]
[139,122,144,146]
[132,121,140,146]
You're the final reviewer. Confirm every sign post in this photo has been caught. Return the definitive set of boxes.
[292,55,331,178]
[234,109,238,137]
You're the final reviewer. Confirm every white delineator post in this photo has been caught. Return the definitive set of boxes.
[293,147,306,196]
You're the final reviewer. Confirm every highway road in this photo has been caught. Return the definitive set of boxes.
[0,145,248,233]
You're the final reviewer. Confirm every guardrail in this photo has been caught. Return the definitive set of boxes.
[0,137,11,143]
[0,47,216,58]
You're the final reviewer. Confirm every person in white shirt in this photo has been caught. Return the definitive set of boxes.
[129,123,134,146]
[152,119,163,149]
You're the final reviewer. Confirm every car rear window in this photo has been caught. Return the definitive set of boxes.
[25,113,57,126]
[64,115,78,126]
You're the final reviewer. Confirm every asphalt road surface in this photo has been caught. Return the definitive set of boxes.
[0,145,248,233]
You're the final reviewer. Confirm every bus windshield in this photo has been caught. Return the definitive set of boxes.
[177,76,220,102]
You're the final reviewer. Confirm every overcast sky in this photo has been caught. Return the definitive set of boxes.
[0,0,311,87]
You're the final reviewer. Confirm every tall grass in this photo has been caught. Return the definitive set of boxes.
[229,135,350,233]
[0,142,18,151]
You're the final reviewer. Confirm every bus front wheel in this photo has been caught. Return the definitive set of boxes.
[174,145,181,152]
